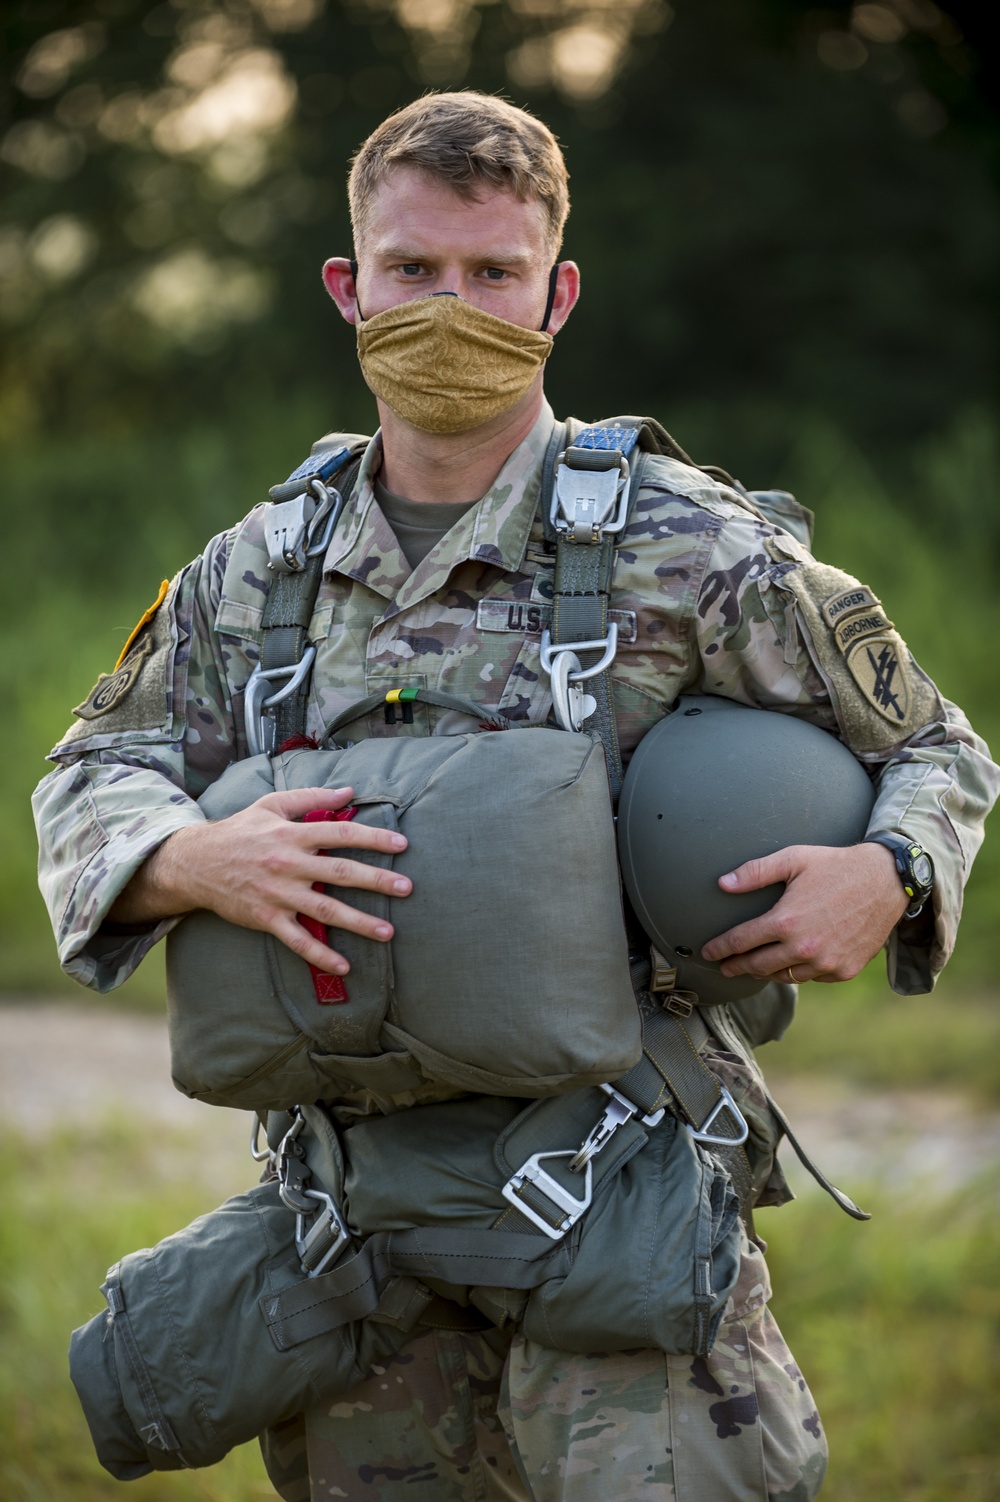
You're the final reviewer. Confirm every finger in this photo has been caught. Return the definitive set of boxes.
[272,912,352,975]
[257,786,356,820]
[295,889,396,944]
[305,853,412,897]
[702,907,788,962]
[717,847,800,895]
[293,819,407,856]
[716,944,811,982]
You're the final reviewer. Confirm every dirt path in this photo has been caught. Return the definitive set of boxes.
[4,1000,999,1199]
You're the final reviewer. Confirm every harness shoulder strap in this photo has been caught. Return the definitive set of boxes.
[245,442,365,756]
[544,421,648,798]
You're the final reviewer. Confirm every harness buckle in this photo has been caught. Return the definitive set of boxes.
[540,626,618,733]
[501,1152,594,1240]
[295,1188,351,1277]
[244,646,318,757]
[600,1082,666,1130]
[570,1092,634,1171]
[265,478,340,574]
[686,1086,750,1148]
[551,451,631,543]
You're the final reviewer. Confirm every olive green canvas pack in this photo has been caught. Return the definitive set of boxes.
[166,728,642,1110]
[68,1177,422,1479]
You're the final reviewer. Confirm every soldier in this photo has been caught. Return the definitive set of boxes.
[34,92,997,1502]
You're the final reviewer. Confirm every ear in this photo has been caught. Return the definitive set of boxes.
[322,257,360,324]
[545,261,581,336]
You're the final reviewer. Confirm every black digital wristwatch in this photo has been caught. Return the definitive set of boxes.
[863,831,935,918]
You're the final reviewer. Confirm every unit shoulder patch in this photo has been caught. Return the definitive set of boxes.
[63,575,179,743]
[766,549,942,754]
[74,632,156,719]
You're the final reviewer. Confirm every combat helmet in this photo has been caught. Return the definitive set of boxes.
[617,695,876,1005]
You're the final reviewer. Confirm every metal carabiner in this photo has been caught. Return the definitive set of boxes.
[540,626,619,733]
[250,1113,271,1162]
[244,645,317,757]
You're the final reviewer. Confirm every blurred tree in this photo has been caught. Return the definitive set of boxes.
[0,0,996,488]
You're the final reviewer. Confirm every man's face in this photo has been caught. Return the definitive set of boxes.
[343,165,567,334]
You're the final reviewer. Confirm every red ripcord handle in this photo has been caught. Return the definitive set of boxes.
[300,806,357,1004]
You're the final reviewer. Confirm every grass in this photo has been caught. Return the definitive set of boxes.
[0,1118,273,1502]
[1,1113,998,1502]
[761,1176,1000,1502]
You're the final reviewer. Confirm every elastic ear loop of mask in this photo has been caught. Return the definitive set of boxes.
[349,260,560,332]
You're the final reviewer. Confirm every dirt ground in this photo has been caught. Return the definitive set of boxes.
[3,999,999,1200]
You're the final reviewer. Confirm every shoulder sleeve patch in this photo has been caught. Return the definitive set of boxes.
[66,574,179,737]
[765,543,942,754]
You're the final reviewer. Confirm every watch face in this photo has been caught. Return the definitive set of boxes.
[912,852,934,888]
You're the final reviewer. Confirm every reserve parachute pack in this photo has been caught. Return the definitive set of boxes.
[167,711,641,1109]
[73,419,866,1481]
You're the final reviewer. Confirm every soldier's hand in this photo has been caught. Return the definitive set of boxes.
[699,841,908,985]
[110,787,411,975]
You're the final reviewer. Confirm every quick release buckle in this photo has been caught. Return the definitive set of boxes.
[551,449,631,543]
[267,1108,352,1278]
[572,1086,665,1172]
[502,1084,664,1239]
[294,1189,351,1277]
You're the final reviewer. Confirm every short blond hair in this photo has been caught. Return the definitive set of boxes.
[349,92,570,256]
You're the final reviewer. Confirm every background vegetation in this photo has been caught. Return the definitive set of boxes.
[1,1,998,1499]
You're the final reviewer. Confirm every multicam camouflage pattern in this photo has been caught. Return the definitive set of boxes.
[297,1236,824,1502]
[33,402,997,996]
[501,1236,826,1502]
[302,1326,528,1501]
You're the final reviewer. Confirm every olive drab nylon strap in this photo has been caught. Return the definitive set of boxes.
[246,444,364,756]
[543,422,647,800]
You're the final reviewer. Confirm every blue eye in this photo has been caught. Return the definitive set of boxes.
[483,268,506,281]
[400,264,423,276]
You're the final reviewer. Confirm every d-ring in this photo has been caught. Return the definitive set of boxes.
[786,966,797,985]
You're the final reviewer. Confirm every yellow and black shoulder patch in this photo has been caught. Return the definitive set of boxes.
[65,577,177,739]
[766,545,942,753]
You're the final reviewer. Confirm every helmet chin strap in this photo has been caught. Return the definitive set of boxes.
[349,259,560,332]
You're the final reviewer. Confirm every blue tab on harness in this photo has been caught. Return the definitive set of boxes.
[572,425,640,458]
[284,446,352,486]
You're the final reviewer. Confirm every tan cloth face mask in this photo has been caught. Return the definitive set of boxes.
[356,294,554,434]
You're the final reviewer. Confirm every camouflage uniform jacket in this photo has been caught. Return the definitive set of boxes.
[33,404,998,1000]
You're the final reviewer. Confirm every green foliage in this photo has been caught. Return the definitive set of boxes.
[761,980,1000,1103]
[1,0,997,468]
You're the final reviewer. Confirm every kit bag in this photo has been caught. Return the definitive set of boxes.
[166,725,641,1110]
[68,1176,421,1479]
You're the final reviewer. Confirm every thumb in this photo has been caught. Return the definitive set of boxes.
[258,786,355,820]
[719,847,797,893]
